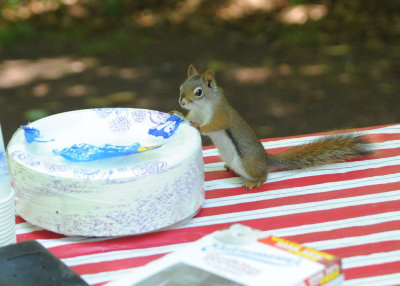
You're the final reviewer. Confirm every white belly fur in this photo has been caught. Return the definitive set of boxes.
[207,131,252,180]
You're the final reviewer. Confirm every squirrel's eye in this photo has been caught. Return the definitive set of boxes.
[194,87,203,97]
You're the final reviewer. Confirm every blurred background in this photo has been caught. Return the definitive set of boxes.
[0,0,399,146]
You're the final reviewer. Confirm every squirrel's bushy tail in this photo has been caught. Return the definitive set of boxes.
[267,134,372,170]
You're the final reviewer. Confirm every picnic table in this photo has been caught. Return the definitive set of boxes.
[15,124,400,285]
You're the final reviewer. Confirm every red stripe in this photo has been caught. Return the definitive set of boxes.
[202,145,216,150]
[17,152,399,244]
[200,181,400,217]
[72,229,400,277]
[367,133,400,143]
[15,216,26,224]
[204,156,222,164]
[194,201,400,236]
[344,261,400,280]
[257,124,400,143]
[17,229,65,242]
[72,243,400,278]
[205,169,236,181]
[71,253,166,276]
[12,124,400,285]
[69,237,400,278]
[203,137,400,162]
[202,127,400,166]
[203,147,400,182]
[326,240,400,258]
[43,200,400,259]
[16,150,400,242]
[284,220,400,244]
[205,164,400,199]
[48,224,225,259]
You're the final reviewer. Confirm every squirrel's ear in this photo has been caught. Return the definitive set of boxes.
[202,69,215,88]
[187,64,198,76]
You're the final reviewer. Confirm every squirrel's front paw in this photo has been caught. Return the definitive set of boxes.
[190,121,200,130]
[169,110,184,117]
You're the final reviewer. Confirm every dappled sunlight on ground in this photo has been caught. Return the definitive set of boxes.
[1,1,59,21]
[224,64,305,84]
[265,98,299,119]
[95,66,151,80]
[226,67,273,84]
[0,0,399,145]
[0,57,97,88]
[1,0,86,21]
[277,4,328,25]
[0,55,159,142]
[300,64,327,76]
[216,0,286,20]
[169,0,204,23]
[1,0,330,28]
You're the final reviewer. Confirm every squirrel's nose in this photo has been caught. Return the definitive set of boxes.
[179,98,185,107]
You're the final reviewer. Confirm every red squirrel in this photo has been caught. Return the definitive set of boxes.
[176,64,372,190]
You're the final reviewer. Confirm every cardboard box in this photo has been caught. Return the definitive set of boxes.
[107,224,343,286]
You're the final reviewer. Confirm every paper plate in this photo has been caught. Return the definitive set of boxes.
[7,108,204,236]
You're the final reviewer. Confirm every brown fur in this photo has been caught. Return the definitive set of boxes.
[267,134,372,171]
[178,65,373,190]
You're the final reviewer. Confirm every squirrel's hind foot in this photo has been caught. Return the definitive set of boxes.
[242,180,264,190]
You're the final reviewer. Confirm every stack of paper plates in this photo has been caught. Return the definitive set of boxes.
[7,108,204,236]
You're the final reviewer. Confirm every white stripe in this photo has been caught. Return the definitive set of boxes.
[82,235,400,285]
[15,124,400,286]
[265,211,400,237]
[201,125,400,157]
[15,172,400,242]
[343,250,400,269]
[15,222,42,234]
[63,243,186,267]
[204,138,400,173]
[37,236,112,249]
[370,139,400,150]
[47,210,397,268]
[28,190,400,246]
[203,139,400,176]
[71,231,400,284]
[362,125,400,135]
[183,190,400,228]
[204,155,400,191]
[16,171,400,237]
[81,237,400,285]
[83,261,400,286]
[59,211,400,268]
[204,172,400,208]
[305,230,400,250]
[204,143,400,173]
[344,272,400,286]
[81,267,143,285]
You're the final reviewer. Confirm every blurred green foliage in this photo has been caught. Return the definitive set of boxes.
[0,22,36,45]
[0,0,399,143]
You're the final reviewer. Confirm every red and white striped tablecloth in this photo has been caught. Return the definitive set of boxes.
[15,124,400,286]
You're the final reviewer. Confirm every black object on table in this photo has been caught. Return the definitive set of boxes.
[0,240,88,286]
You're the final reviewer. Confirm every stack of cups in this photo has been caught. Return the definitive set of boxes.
[0,123,16,247]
